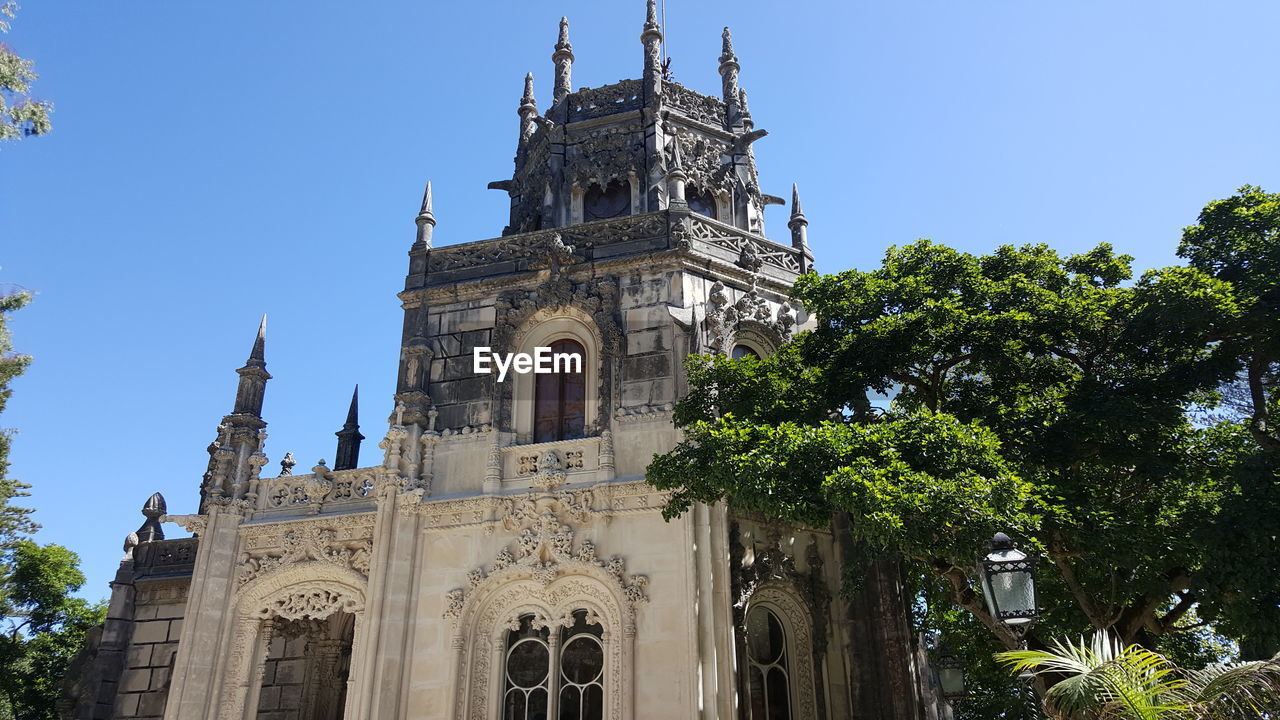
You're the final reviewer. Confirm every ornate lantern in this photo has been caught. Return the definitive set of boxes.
[935,642,966,701]
[978,532,1038,633]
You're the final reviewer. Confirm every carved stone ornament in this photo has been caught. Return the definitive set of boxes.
[668,130,733,195]
[703,279,794,355]
[566,124,645,188]
[530,450,568,490]
[238,523,372,587]
[443,514,647,625]
[161,514,208,535]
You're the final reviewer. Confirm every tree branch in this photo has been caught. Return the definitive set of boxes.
[931,558,1022,650]
[1247,356,1279,450]
[1048,537,1107,630]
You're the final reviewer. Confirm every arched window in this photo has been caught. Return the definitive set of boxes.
[689,187,717,219]
[558,610,605,720]
[502,611,604,720]
[503,615,551,720]
[584,180,631,221]
[534,338,586,443]
[731,344,760,360]
[745,606,792,720]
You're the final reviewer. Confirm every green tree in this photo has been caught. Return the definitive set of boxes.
[0,289,34,547]
[0,1,52,142]
[646,188,1280,715]
[0,541,107,720]
[997,633,1280,719]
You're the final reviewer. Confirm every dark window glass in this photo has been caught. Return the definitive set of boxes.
[731,344,760,360]
[534,339,586,443]
[584,180,631,221]
[503,615,551,720]
[558,610,604,720]
[745,607,792,720]
[689,188,717,219]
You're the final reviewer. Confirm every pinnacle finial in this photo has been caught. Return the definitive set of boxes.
[721,27,736,60]
[418,181,434,222]
[791,183,805,219]
[557,16,571,51]
[646,0,658,27]
[248,314,267,366]
[522,72,536,105]
[345,384,360,428]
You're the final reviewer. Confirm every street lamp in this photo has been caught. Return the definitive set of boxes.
[935,642,966,701]
[978,532,1038,634]
[978,532,1041,719]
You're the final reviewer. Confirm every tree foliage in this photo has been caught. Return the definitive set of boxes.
[646,187,1280,715]
[0,292,105,719]
[0,541,106,720]
[0,1,52,143]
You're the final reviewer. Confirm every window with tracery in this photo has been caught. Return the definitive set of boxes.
[584,180,631,221]
[745,606,792,720]
[501,611,604,720]
[534,338,586,443]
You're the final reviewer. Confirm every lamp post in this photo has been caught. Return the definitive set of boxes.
[978,532,1041,719]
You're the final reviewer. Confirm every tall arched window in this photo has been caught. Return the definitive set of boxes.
[534,338,586,443]
[584,180,631,221]
[745,606,792,720]
[502,611,604,720]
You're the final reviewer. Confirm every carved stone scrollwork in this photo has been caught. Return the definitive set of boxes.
[665,82,728,127]
[238,523,373,587]
[444,511,647,628]
[668,130,733,195]
[530,450,568,490]
[567,125,644,188]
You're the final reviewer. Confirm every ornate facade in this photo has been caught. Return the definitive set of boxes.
[63,5,949,719]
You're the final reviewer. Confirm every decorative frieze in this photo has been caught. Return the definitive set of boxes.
[237,518,375,587]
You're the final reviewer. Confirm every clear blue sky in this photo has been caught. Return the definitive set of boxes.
[2,1,1278,600]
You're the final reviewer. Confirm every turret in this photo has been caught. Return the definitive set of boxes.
[334,385,364,471]
[788,183,812,272]
[552,17,574,107]
[200,317,271,511]
[718,27,742,126]
[641,0,663,100]
[414,181,436,250]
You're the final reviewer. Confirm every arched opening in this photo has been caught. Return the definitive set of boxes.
[534,338,586,443]
[688,187,718,219]
[583,180,631,221]
[745,606,792,720]
[731,344,760,360]
[256,613,355,720]
[501,610,604,720]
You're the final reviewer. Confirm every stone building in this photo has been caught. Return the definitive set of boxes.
[64,5,947,719]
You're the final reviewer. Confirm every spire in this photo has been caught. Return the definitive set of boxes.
[641,0,663,101]
[233,315,272,416]
[414,181,436,249]
[518,72,538,151]
[248,314,266,367]
[552,16,574,107]
[334,384,364,471]
[718,27,742,125]
[788,183,812,271]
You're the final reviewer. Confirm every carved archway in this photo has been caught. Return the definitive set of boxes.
[451,572,632,720]
[219,563,367,720]
[744,582,818,720]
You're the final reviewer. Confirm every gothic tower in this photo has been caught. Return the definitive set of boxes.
[66,6,947,720]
